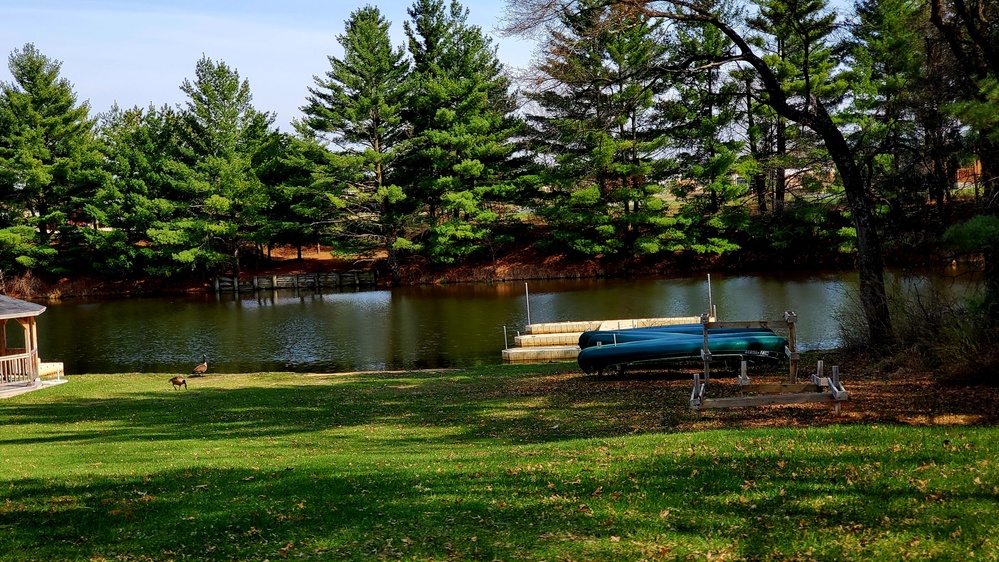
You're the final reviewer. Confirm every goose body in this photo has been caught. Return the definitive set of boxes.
[169,376,187,390]
[192,354,208,376]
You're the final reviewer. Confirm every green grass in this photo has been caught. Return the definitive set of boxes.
[2,364,998,561]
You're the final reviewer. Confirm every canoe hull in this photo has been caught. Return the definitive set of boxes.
[577,333,788,374]
[578,323,712,348]
[580,328,776,349]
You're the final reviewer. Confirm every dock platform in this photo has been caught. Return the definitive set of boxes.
[503,316,702,364]
[502,345,581,363]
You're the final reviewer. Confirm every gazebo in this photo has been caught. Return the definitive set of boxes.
[0,295,63,393]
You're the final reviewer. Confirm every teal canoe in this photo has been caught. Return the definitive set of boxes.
[578,323,717,348]
[577,332,788,374]
[579,326,775,349]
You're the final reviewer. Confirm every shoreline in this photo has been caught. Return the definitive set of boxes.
[1,242,957,301]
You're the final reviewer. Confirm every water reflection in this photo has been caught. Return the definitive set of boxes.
[35,270,978,374]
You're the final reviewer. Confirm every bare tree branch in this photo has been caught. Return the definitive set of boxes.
[499,0,579,37]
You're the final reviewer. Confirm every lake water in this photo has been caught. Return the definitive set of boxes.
[31,269,976,374]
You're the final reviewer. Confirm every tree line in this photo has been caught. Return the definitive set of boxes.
[1,0,997,344]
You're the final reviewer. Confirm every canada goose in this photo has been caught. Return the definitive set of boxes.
[169,376,187,390]
[192,354,208,376]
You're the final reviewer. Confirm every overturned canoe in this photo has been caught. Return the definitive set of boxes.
[579,325,775,349]
[577,332,788,374]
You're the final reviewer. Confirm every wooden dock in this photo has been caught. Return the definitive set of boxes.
[214,270,377,293]
[502,316,702,364]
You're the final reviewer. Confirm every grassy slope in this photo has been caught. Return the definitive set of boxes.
[2,364,997,561]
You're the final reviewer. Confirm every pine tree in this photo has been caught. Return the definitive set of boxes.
[526,1,673,256]
[846,0,962,236]
[90,103,182,276]
[300,5,413,284]
[401,0,520,264]
[249,131,327,263]
[745,0,844,216]
[658,12,747,255]
[147,55,275,279]
[0,43,103,271]
[0,224,55,273]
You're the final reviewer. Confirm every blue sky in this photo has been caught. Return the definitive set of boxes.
[0,0,536,131]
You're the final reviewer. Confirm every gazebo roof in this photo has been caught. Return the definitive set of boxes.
[0,295,46,321]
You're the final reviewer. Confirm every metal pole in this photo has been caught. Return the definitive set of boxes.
[525,282,531,326]
[707,274,713,318]
[503,326,509,350]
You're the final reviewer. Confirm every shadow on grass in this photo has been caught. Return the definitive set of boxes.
[2,434,996,560]
[0,366,689,449]
[3,366,999,559]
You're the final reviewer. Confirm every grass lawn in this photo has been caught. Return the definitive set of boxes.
[2,362,998,561]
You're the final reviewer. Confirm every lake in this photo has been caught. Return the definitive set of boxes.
[31,269,975,374]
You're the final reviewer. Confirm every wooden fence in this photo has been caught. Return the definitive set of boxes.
[214,270,377,293]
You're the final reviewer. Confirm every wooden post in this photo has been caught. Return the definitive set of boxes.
[213,277,220,294]
[30,318,39,382]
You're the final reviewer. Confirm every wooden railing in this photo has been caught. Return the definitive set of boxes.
[213,270,377,293]
[0,350,38,384]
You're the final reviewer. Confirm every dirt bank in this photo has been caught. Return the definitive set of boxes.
[4,240,853,300]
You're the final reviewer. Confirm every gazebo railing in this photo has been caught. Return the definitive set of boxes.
[0,349,38,384]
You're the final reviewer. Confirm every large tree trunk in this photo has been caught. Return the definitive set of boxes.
[817,115,893,343]
[773,168,786,214]
[705,7,894,344]
[752,173,768,213]
[927,139,950,230]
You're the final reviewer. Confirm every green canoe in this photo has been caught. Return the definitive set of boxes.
[577,332,788,374]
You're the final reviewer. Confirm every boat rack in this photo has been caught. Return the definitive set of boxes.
[689,311,849,418]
